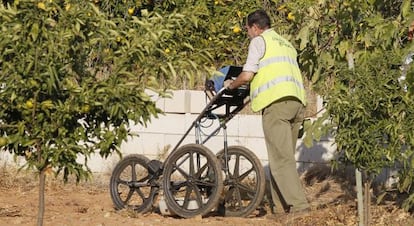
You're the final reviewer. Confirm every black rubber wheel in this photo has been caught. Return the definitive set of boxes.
[110,154,157,213]
[162,144,223,218]
[217,146,266,217]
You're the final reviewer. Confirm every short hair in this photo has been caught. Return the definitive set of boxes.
[247,9,271,29]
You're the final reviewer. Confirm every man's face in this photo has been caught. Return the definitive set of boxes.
[245,24,260,39]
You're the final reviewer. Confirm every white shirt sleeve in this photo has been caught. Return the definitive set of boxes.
[243,36,265,73]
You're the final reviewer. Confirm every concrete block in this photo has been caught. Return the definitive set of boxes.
[120,133,170,160]
[120,134,148,155]
[87,153,120,173]
[224,115,263,137]
[224,115,240,136]
[164,134,196,152]
[207,100,227,116]
[190,91,208,113]
[165,90,189,113]
[202,136,225,153]
[130,114,187,134]
[184,113,210,133]
[236,115,264,137]
[244,138,268,162]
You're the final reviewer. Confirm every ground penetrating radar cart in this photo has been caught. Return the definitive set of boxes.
[109,66,266,218]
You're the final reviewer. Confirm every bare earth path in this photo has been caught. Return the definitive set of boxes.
[1,166,413,226]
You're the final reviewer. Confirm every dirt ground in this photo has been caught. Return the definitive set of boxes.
[1,164,413,226]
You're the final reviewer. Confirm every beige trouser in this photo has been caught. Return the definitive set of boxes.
[262,97,309,213]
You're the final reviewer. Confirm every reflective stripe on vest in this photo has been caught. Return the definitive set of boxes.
[251,75,304,99]
[259,56,298,68]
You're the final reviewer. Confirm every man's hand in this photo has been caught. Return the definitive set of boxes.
[223,79,233,90]
[223,71,253,91]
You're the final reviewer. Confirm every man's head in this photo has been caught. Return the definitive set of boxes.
[245,9,271,38]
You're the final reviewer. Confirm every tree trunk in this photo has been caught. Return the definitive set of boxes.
[364,180,371,226]
[356,169,364,226]
[37,169,46,226]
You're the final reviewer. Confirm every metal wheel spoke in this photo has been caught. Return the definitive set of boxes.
[194,179,216,188]
[173,155,190,172]
[224,186,236,201]
[117,178,129,186]
[189,151,195,176]
[234,187,242,206]
[130,163,137,181]
[237,182,256,196]
[193,184,204,208]
[227,185,242,206]
[136,187,147,200]
[136,174,150,183]
[123,188,135,204]
[194,162,209,178]
[171,181,187,191]
[183,185,193,209]
[232,154,241,177]
[175,164,190,179]
[238,167,254,181]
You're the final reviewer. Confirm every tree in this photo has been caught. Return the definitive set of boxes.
[0,0,195,225]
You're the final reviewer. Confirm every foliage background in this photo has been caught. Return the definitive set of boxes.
[1,0,414,213]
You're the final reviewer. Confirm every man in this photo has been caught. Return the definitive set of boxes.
[224,9,310,215]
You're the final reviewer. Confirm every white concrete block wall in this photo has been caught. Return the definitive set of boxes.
[0,90,336,175]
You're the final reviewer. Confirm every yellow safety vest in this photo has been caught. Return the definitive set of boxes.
[250,29,306,112]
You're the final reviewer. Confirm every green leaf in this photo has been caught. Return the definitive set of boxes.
[166,62,177,78]
[297,25,309,50]
[30,23,39,42]
[337,40,350,57]
[376,191,387,204]
[75,22,80,33]
[303,132,314,148]
[401,176,412,192]
[401,0,411,18]
[11,92,16,102]
[311,66,321,83]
